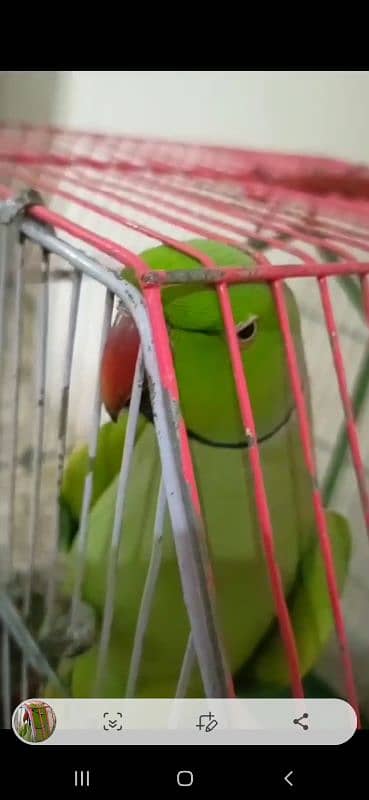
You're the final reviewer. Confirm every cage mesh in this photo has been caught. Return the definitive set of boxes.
[0,123,369,726]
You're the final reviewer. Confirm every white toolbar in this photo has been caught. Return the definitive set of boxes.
[12,698,357,746]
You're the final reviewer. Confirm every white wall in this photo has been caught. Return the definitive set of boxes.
[2,70,369,161]
[52,71,369,162]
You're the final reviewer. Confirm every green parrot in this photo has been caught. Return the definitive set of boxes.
[46,238,352,702]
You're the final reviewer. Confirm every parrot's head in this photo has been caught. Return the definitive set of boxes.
[101,239,304,447]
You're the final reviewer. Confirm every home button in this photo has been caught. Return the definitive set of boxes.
[177,770,194,787]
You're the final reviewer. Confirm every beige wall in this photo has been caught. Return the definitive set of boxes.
[0,71,59,125]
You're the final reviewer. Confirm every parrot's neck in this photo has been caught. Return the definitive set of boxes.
[138,382,296,450]
[185,404,295,449]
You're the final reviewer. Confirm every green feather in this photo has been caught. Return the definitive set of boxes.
[59,414,147,549]
[55,238,353,702]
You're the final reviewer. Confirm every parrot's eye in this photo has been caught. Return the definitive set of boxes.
[236,318,258,345]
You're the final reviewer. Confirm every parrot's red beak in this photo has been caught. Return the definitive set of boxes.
[100,307,141,422]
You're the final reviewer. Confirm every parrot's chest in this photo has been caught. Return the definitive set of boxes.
[190,412,315,565]
[115,413,315,573]
[75,412,316,690]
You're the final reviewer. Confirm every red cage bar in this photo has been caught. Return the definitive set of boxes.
[0,125,369,727]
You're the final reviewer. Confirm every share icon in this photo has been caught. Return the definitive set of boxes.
[293,712,309,731]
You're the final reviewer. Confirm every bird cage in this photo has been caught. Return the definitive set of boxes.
[0,123,369,730]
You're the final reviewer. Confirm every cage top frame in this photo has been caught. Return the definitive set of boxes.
[1,122,369,278]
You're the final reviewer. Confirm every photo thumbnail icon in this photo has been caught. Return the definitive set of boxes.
[12,700,57,744]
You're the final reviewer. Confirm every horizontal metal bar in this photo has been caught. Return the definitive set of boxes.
[141,262,369,287]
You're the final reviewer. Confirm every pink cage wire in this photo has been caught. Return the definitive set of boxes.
[0,123,369,729]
